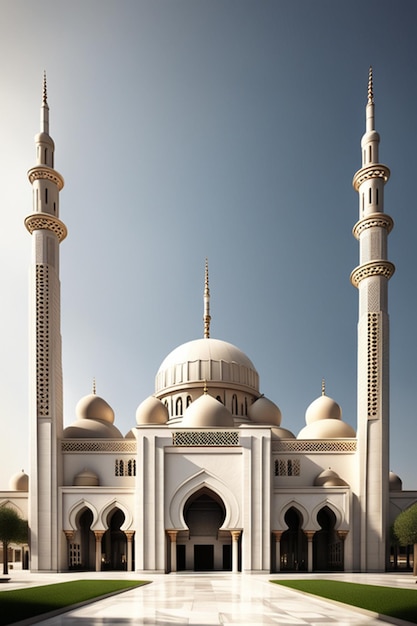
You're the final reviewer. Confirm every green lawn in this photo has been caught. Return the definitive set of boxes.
[272,579,417,624]
[0,579,148,625]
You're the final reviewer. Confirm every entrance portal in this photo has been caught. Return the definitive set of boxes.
[179,488,232,571]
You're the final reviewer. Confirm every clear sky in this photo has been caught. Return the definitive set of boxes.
[0,0,416,488]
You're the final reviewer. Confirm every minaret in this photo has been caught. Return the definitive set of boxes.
[25,74,67,571]
[351,68,394,571]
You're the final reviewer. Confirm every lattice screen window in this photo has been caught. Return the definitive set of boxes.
[115,458,136,476]
[69,543,81,567]
[274,458,300,476]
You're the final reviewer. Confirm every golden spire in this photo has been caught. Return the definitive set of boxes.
[92,378,96,395]
[203,258,211,339]
[367,66,374,104]
[321,378,326,396]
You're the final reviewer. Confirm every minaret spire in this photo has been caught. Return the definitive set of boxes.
[41,71,49,135]
[351,69,394,572]
[203,258,211,339]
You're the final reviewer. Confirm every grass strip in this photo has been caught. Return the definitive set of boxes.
[272,579,417,624]
[0,579,148,625]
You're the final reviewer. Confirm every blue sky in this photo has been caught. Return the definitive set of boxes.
[0,0,417,488]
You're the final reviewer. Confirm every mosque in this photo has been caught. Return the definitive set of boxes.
[1,70,416,574]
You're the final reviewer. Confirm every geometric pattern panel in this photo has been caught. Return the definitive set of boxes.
[172,431,239,446]
[36,264,50,417]
[367,312,379,419]
[272,440,357,452]
[115,458,136,476]
[274,458,300,476]
[61,441,137,453]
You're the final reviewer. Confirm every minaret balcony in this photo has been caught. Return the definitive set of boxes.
[25,212,67,242]
[352,163,390,191]
[352,213,394,240]
[27,165,64,190]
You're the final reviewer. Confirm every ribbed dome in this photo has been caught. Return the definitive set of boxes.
[155,338,259,394]
[271,426,296,440]
[305,394,342,424]
[389,471,403,491]
[248,396,282,426]
[63,419,123,439]
[136,396,168,425]
[182,393,235,428]
[9,470,29,491]
[73,468,99,487]
[76,394,115,424]
[314,469,349,487]
[298,419,355,439]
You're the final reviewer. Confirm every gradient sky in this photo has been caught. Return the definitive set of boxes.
[0,0,416,489]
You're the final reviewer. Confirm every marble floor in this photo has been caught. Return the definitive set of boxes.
[14,571,415,626]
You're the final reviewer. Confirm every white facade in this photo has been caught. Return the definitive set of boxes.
[1,70,417,574]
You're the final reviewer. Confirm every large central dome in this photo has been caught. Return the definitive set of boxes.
[155,337,259,395]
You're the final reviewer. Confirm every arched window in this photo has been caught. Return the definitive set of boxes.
[232,394,238,414]
[176,397,183,416]
[186,395,192,407]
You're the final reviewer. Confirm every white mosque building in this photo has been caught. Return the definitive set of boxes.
[1,70,417,574]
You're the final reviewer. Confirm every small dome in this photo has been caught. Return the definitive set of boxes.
[305,394,342,424]
[248,396,282,426]
[271,426,296,440]
[76,394,115,424]
[73,468,99,487]
[9,470,29,491]
[298,418,355,439]
[182,394,234,428]
[136,396,168,425]
[63,419,123,439]
[125,429,136,439]
[389,471,403,491]
[314,469,349,487]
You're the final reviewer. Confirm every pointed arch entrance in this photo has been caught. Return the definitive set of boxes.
[70,507,95,570]
[176,487,234,571]
[280,507,307,571]
[313,506,344,571]
[101,508,127,570]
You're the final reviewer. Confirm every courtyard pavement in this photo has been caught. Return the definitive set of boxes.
[1,569,417,625]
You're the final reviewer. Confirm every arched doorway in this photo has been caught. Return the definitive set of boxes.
[72,508,95,570]
[101,509,127,570]
[280,507,307,571]
[178,488,232,571]
[313,506,343,571]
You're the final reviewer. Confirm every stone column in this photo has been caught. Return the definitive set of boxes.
[305,531,315,573]
[125,531,135,571]
[230,530,241,573]
[271,531,283,572]
[63,530,74,569]
[166,530,178,573]
[94,531,105,572]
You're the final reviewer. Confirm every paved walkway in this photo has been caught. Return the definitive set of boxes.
[3,570,417,625]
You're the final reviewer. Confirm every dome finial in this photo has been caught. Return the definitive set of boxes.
[92,378,96,395]
[203,380,208,394]
[367,66,374,104]
[203,258,211,339]
[321,378,326,396]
